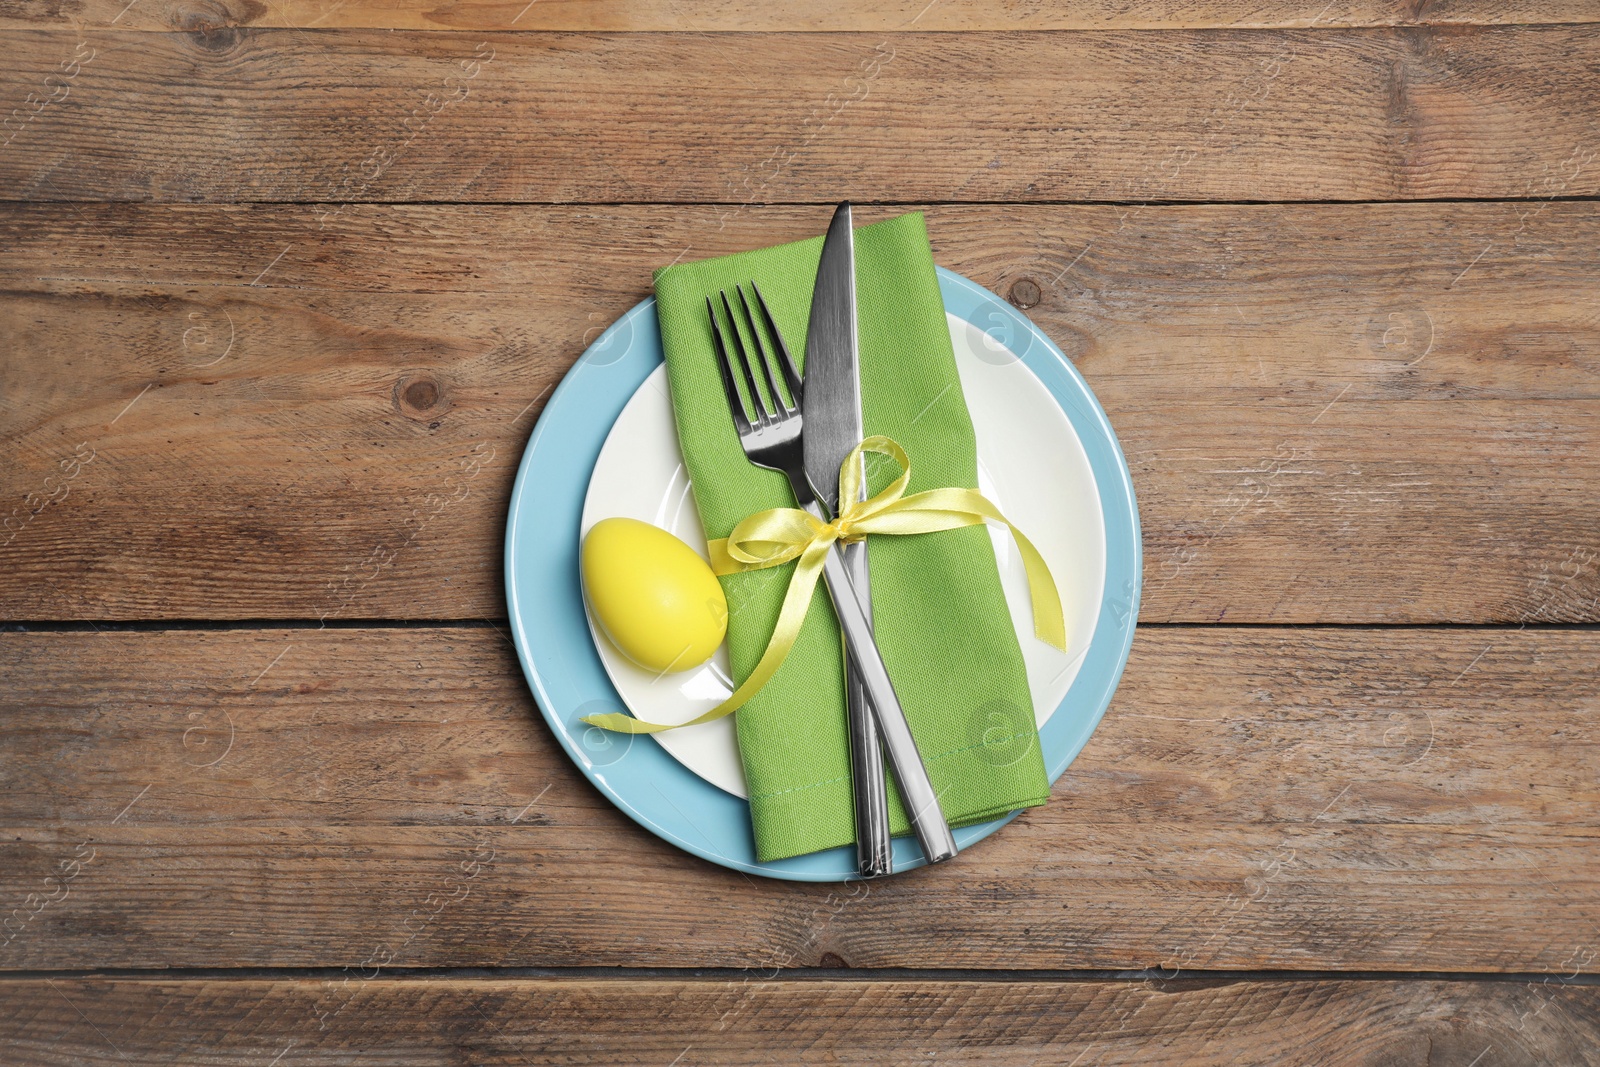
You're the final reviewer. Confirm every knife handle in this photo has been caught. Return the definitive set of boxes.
[842,541,893,878]
[818,544,959,866]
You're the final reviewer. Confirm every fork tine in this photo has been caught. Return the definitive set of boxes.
[720,289,769,424]
[706,295,752,435]
[737,284,790,414]
[748,280,803,408]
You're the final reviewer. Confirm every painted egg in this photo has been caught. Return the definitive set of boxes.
[581,517,727,674]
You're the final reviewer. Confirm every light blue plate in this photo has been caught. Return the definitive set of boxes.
[505,268,1141,881]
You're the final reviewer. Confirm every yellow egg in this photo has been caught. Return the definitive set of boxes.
[581,517,727,674]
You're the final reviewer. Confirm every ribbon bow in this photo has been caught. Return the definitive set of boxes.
[581,436,1065,734]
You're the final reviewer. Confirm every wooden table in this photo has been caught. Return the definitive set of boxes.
[3,3,1598,1063]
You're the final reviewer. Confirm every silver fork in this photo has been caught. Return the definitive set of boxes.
[706,284,958,868]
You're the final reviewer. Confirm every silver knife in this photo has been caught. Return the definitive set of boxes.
[803,202,958,869]
[802,203,892,877]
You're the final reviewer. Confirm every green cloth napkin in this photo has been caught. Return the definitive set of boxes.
[654,212,1050,863]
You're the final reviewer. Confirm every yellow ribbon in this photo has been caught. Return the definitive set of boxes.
[581,436,1065,734]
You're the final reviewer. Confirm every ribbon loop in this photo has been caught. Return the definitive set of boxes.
[581,436,1066,734]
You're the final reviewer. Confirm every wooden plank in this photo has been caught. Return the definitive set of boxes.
[2,626,1597,972]
[4,0,1596,32]
[2,202,1596,623]
[4,975,1597,1065]
[3,27,1599,203]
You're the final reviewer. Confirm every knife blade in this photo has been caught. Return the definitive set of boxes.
[802,202,957,870]
[802,203,863,518]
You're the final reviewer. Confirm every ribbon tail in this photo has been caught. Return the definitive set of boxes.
[1005,521,1068,651]
[580,539,834,734]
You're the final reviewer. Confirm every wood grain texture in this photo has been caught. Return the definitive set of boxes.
[3,202,1596,623]
[5,976,1599,1065]
[0,8,1594,1060]
[3,626,1597,972]
[5,0,1597,32]
[3,27,1600,203]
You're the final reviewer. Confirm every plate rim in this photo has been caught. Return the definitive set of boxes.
[505,267,1142,881]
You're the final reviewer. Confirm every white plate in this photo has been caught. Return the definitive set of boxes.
[579,313,1106,798]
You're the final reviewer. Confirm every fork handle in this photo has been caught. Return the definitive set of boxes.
[819,544,959,866]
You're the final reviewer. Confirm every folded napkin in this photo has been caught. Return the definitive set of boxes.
[654,212,1050,862]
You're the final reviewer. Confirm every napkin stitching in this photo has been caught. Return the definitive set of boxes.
[924,731,1039,764]
[748,773,851,802]
[745,732,1037,802]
